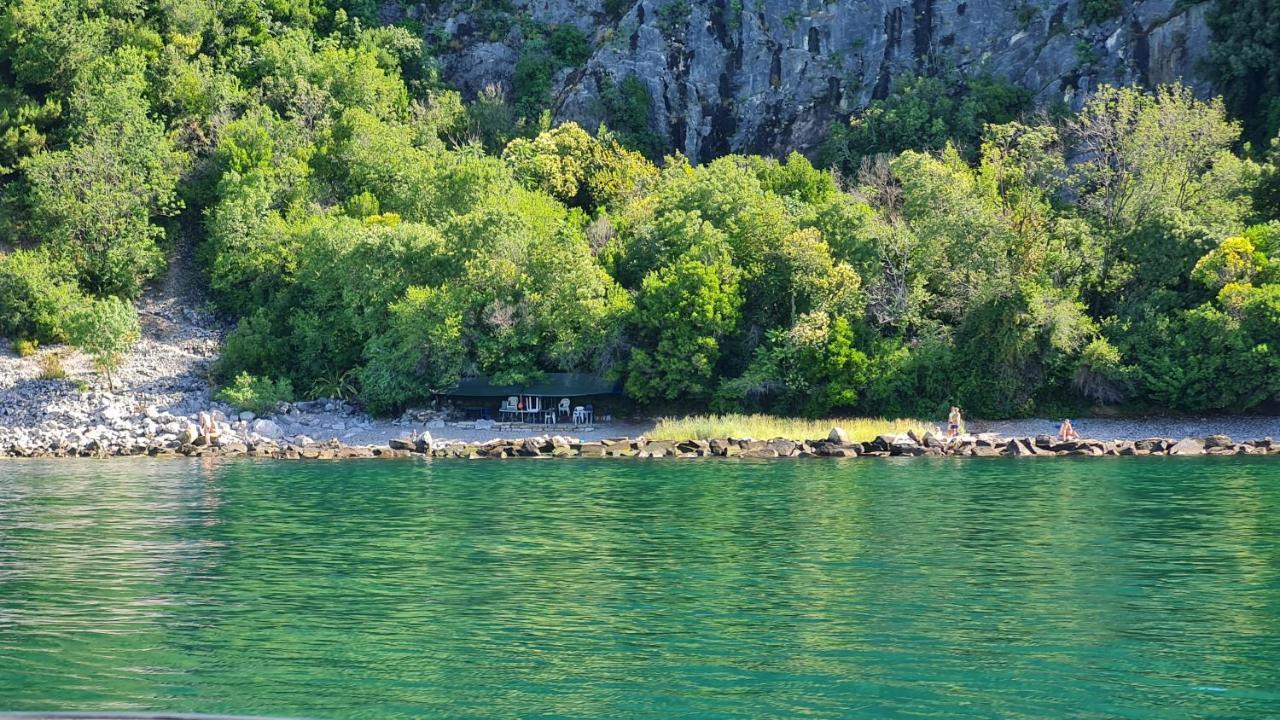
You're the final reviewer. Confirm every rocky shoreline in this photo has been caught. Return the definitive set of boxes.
[3,281,1276,463]
[3,427,1275,460]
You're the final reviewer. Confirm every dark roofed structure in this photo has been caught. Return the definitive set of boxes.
[443,372,619,398]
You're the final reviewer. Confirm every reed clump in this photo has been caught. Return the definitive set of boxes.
[646,414,932,442]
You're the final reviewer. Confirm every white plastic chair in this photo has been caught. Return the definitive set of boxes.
[572,406,586,424]
[558,398,571,418]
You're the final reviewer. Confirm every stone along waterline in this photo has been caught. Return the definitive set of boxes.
[4,428,1276,459]
[1,458,1277,719]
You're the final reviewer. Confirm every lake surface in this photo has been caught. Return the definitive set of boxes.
[1,458,1278,719]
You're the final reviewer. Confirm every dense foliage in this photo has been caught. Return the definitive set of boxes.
[65,296,140,391]
[1208,0,1280,150]
[1,1,1277,418]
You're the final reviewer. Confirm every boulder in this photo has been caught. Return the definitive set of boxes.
[827,427,850,444]
[1168,437,1205,456]
[239,411,256,422]
[766,439,797,457]
[872,434,900,451]
[1204,434,1232,449]
[177,424,198,445]
[677,440,706,454]
[213,433,242,447]
[415,431,434,453]
[1005,438,1035,456]
[1134,438,1165,453]
[645,440,675,457]
[252,419,283,439]
[388,437,416,451]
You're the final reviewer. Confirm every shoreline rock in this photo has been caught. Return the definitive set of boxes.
[3,432,1275,461]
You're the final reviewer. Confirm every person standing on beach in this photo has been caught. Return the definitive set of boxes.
[947,406,963,437]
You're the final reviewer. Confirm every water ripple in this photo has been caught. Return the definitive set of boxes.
[0,457,1277,719]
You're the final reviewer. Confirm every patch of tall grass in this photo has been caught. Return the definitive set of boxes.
[645,414,933,442]
[38,352,66,380]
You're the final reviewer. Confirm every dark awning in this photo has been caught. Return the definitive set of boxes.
[443,372,620,397]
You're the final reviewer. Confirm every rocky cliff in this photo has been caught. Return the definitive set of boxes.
[405,0,1214,159]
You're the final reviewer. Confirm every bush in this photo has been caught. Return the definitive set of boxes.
[0,250,84,343]
[66,297,141,391]
[12,338,37,357]
[547,24,590,66]
[215,309,291,382]
[1081,0,1123,25]
[600,75,666,158]
[818,72,1031,173]
[358,285,466,416]
[215,372,294,415]
[38,352,66,380]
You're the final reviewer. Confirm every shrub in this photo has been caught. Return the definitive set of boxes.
[1073,337,1130,403]
[1081,0,1123,25]
[66,297,141,391]
[599,75,665,158]
[215,309,290,382]
[818,72,1031,173]
[1191,236,1263,291]
[12,338,37,357]
[547,24,590,66]
[215,372,294,415]
[359,285,466,416]
[38,352,66,380]
[0,249,84,343]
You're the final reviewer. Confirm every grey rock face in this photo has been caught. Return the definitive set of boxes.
[422,0,1215,159]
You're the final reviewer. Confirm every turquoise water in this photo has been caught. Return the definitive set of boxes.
[0,458,1278,719]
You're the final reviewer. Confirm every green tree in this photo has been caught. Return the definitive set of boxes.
[1207,0,1280,148]
[67,296,141,391]
[0,248,83,342]
[502,122,657,210]
[1069,84,1248,234]
[359,285,467,415]
[624,235,742,404]
[24,49,184,296]
[819,72,1031,174]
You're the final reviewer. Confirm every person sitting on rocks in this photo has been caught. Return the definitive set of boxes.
[1058,418,1080,442]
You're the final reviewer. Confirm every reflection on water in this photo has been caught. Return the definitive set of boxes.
[0,458,1278,719]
